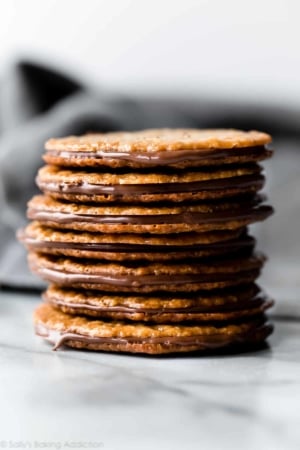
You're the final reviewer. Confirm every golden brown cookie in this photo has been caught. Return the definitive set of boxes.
[27,195,273,234]
[44,129,272,169]
[17,127,275,356]
[19,222,255,261]
[36,164,265,203]
[34,303,273,354]
[28,252,266,293]
[44,284,273,323]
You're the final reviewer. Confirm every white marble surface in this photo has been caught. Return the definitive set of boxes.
[0,291,300,450]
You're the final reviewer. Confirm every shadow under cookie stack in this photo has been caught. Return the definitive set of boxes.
[19,129,274,355]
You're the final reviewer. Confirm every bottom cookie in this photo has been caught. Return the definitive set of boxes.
[34,303,273,355]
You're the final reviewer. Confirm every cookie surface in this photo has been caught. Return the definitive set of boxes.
[34,303,273,354]
[19,127,275,356]
[27,195,273,234]
[45,284,273,322]
[44,129,272,169]
[29,252,265,293]
[19,222,255,261]
[37,164,265,203]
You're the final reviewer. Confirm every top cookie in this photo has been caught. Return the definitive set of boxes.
[44,129,272,169]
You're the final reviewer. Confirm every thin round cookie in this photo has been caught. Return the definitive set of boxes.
[37,164,265,203]
[19,222,255,261]
[27,195,273,234]
[34,303,273,354]
[44,129,272,169]
[45,284,274,323]
[28,252,266,293]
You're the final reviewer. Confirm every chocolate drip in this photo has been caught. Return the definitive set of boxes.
[46,146,271,166]
[37,174,265,196]
[34,320,273,351]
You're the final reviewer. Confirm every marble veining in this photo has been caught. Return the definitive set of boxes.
[1,291,300,450]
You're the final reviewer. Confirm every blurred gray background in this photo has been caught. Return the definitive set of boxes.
[0,0,299,313]
[0,0,298,104]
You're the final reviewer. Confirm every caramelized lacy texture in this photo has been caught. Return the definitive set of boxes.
[28,252,265,293]
[45,129,271,153]
[34,303,273,354]
[27,194,265,216]
[36,163,266,203]
[20,221,244,245]
[44,129,272,168]
[46,284,261,310]
[27,195,273,234]
[37,164,262,185]
[44,284,273,323]
[19,222,254,261]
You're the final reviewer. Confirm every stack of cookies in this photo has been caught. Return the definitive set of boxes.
[19,129,274,355]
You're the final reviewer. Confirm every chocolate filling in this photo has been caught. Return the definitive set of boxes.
[22,234,255,253]
[46,293,272,315]
[35,320,273,351]
[27,205,273,226]
[46,146,271,166]
[37,173,265,196]
[32,265,261,286]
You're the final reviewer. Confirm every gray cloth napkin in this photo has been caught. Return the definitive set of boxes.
[0,61,198,288]
[0,60,299,316]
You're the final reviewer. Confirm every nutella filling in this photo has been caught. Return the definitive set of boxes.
[22,235,255,253]
[37,173,265,196]
[28,204,273,226]
[46,294,272,315]
[34,320,273,351]
[46,146,271,166]
[32,265,261,286]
